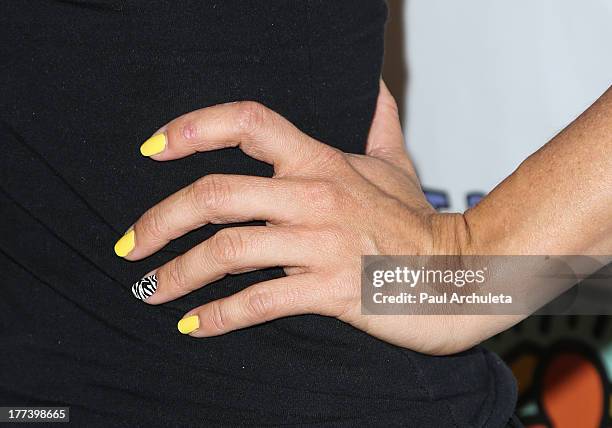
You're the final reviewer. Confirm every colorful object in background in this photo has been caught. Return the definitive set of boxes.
[486,316,611,428]
[423,189,485,210]
[423,189,450,210]
[466,192,484,208]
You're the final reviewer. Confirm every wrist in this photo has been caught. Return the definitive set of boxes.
[429,213,476,256]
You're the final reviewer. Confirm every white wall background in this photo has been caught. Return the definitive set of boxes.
[384,0,612,211]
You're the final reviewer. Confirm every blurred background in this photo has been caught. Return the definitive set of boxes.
[382,1,612,426]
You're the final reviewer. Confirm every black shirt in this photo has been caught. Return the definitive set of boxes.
[0,1,517,426]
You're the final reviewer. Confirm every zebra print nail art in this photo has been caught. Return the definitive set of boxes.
[132,274,158,301]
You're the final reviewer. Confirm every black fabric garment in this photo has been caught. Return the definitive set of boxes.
[0,1,517,426]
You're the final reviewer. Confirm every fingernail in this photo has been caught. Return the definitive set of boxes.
[114,230,135,257]
[140,133,166,156]
[131,274,158,301]
[178,315,200,335]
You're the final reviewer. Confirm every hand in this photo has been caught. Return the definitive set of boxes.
[116,81,492,355]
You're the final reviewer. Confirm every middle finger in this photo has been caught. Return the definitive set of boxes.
[118,174,308,260]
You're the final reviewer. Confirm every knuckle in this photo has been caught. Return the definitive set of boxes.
[313,272,357,319]
[333,270,360,300]
[305,180,343,212]
[245,289,276,321]
[316,226,349,254]
[162,258,188,292]
[209,301,228,332]
[190,174,232,212]
[141,208,170,241]
[210,229,245,266]
[180,120,200,147]
[314,146,347,170]
[235,101,267,137]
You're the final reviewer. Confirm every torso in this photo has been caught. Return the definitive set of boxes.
[0,1,516,426]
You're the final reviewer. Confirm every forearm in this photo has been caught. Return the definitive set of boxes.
[464,86,612,256]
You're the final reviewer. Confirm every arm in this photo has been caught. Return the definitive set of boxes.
[464,86,612,256]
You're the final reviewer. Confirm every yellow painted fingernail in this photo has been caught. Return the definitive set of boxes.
[140,133,166,156]
[178,316,200,335]
[114,230,135,257]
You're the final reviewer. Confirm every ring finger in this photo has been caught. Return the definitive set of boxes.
[132,226,314,304]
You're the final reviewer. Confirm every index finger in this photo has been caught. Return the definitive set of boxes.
[139,101,326,173]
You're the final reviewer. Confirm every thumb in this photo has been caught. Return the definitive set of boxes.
[366,80,414,172]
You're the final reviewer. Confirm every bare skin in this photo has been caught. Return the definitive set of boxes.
[117,81,612,355]
[466,86,612,256]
